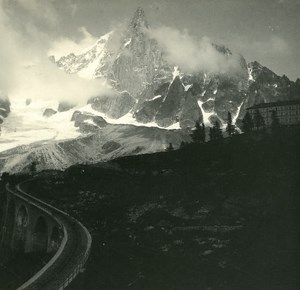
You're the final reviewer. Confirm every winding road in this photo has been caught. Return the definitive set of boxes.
[6,181,92,290]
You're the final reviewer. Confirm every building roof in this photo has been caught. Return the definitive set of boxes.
[246,99,300,110]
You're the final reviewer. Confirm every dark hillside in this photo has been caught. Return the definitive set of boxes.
[17,127,300,289]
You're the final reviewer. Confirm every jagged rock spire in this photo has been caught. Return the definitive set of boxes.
[130,7,149,30]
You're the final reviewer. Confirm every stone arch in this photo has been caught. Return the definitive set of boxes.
[14,205,29,251]
[33,216,48,252]
[4,198,16,247]
[49,226,61,252]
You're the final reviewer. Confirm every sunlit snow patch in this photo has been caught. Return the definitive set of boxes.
[152,95,162,101]
[0,97,181,153]
[0,98,80,152]
[248,66,254,82]
[233,100,245,125]
[172,66,180,81]
[184,84,193,91]
[197,100,214,126]
[124,38,132,47]
[80,104,181,129]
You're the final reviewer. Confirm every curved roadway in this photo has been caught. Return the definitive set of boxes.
[6,181,92,290]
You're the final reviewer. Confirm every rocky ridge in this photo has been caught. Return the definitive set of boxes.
[55,7,300,129]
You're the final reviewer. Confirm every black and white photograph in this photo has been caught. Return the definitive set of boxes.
[0,0,299,289]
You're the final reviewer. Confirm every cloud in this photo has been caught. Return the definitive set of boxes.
[147,26,241,74]
[0,0,112,105]
[148,1,167,12]
[229,35,290,61]
[277,0,300,4]
[12,0,59,27]
[255,36,289,54]
[10,0,77,26]
[49,27,98,59]
[69,0,78,17]
[8,60,112,106]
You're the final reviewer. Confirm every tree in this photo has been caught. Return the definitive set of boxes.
[200,123,206,143]
[209,120,223,141]
[253,109,265,130]
[226,112,235,137]
[242,112,254,133]
[214,120,223,140]
[209,127,214,141]
[29,161,37,175]
[1,172,10,185]
[180,141,187,149]
[191,121,205,143]
[165,143,174,152]
[271,110,280,133]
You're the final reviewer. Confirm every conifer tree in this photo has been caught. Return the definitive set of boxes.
[29,161,37,175]
[165,143,174,152]
[1,172,10,185]
[214,120,223,139]
[209,127,215,141]
[226,112,235,137]
[191,121,205,143]
[209,120,223,141]
[180,141,187,149]
[200,123,206,143]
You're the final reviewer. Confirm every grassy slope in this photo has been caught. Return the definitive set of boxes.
[22,127,300,289]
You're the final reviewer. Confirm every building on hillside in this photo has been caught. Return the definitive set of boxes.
[246,100,300,126]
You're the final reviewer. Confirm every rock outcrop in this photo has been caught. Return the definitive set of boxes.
[88,91,136,119]
[43,108,57,118]
[58,101,75,112]
[72,111,107,133]
[55,8,300,129]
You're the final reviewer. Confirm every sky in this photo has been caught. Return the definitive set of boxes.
[0,0,113,104]
[1,0,300,88]
[68,0,300,79]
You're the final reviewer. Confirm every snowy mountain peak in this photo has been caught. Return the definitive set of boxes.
[248,61,263,73]
[130,7,149,30]
[247,61,277,82]
[55,31,115,79]
[52,8,300,130]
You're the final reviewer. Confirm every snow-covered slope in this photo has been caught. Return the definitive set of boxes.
[0,95,182,155]
[0,96,186,173]
[55,32,115,80]
[0,98,80,152]
[1,7,300,173]
[0,124,191,173]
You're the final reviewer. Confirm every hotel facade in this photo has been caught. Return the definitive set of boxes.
[246,100,300,126]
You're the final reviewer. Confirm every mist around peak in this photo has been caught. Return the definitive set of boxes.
[0,0,113,106]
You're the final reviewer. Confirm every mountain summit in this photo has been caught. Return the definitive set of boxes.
[1,8,300,173]
[130,7,149,30]
[54,8,300,129]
